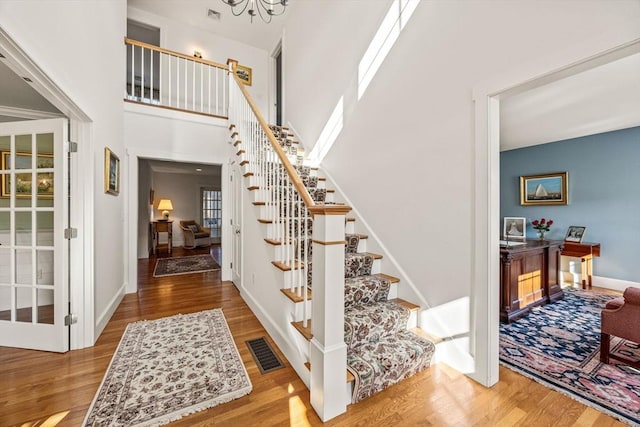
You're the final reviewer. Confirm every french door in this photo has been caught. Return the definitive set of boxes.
[0,118,69,352]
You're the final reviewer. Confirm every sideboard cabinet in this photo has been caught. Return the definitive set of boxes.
[500,240,564,323]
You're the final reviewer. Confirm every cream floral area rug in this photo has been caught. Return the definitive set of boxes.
[82,309,252,426]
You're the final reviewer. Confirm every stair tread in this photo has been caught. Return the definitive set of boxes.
[291,320,313,340]
[390,298,419,311]
[304,362,355,383]
[410,327,443,344]
[233,140,241,147]
[258,218,272,224]
[253,201,266,206]
[281,288,312,303]
[236,149,245,155]
[373,273,400,283]
[346,217,356,222]
[364,252,383,260]
[272,260,304,271]
[247,185,259,191]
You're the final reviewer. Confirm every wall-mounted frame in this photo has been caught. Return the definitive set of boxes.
[235,64,252,86]
[104,147,120,196]
[1,151,54,199]
[503,217,526,241]
[520,172,568,206]
[565,226,586,243]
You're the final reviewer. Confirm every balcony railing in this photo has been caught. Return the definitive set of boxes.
[124,38,229,118]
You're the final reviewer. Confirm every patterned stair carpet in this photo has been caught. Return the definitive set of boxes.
[83,309,251,426]
[268,134,435,404]
[500,288,640,426]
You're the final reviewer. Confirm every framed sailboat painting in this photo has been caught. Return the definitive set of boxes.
[520,172,568,206]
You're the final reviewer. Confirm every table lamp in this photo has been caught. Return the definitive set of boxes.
[157,199,173,220]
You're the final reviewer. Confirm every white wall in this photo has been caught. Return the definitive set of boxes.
[127,6,271,114]
[283,0,640,377]
[0,0,128,341]
[137,159,153,258]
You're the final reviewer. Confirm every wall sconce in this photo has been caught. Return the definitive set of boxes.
[157,199,174,220]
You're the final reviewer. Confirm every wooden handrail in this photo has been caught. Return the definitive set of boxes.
[124,37,228,71]
[230,71,316,208]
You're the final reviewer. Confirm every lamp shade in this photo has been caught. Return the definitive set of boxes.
[157,199,173,219]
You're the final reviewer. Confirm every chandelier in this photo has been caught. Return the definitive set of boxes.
[221,0,288,23]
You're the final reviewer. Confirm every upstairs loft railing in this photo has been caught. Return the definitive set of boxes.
[124,38,229,118]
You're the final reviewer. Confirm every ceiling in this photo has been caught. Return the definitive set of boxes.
[147,159,221,177]
[128,0,288,51]
[500,52,640,151]
[0,60,61,121]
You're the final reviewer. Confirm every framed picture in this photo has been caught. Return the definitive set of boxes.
[503,217,526,241]
[565,226,586,243]
[235,64,252,86]
[104,147,120,195]
[520,172,568,206]
[1,151,54,199]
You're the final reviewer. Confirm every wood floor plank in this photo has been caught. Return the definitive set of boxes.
[0,247,627,426]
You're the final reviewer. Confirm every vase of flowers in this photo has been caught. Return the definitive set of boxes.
[532,218,553,240]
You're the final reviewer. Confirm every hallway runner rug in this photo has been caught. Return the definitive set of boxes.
[153,254,220,277]
[82,309,252,427]
[500,288,640,426]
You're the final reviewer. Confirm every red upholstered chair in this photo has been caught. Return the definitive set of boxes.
[600,287,640,368]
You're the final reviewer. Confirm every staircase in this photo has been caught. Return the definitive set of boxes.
[233,120,436,404]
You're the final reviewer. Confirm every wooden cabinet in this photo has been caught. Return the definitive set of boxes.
[500,240,563,323]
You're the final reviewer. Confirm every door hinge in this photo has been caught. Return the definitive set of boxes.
[64,313,78,326]
[68,141,78,153]
[64,228,78,239]
[230,262,233,268]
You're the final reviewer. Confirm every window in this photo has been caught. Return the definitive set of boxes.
[201,188,221,243]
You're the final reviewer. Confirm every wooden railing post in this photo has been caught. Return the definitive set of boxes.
[308,205,351,421]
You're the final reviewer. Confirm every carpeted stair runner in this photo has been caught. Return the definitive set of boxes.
[264,125,435,403]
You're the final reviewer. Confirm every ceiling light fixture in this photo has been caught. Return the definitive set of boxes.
[220,0,288,23]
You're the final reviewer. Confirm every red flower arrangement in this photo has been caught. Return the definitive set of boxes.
[532,218,553,239]
[531,218,553,232]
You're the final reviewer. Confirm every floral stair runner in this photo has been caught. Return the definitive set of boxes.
[268,125,436,402]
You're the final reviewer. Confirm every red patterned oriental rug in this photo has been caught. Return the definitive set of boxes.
[82,309,252,426]
[500,288,640,426]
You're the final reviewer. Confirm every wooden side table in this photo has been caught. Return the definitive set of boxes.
[152,220,173,255]
[561,241,600,289]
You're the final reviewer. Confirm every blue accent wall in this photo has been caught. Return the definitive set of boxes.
[500,126,640,282]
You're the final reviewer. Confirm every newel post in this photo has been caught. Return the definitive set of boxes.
[307,205,351,421]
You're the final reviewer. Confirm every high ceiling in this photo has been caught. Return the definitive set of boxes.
[1,3,639,152]
[128,0,288,51]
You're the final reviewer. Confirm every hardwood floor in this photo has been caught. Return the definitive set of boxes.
[0,248,625,426]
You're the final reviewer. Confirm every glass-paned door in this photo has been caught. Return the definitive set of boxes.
[201,188,221,244]
[0,118,69,352]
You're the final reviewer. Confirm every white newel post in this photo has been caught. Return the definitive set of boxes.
[308,206,351,421]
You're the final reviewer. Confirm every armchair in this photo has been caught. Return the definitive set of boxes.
[180,220,212,249]
[600,287,640,368]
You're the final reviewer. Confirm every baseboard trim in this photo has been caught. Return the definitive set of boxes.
[592,275,640,292]
[240,287,310,388]
[94,282,126,343]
